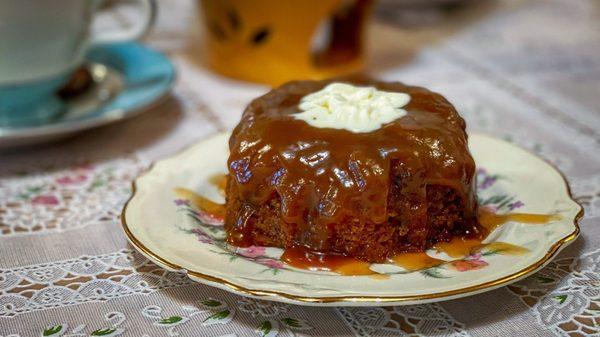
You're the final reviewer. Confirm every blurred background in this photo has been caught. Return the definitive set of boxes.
[1,0,597,159]
[1,0,598,160]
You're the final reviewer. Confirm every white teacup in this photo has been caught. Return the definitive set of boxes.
[0,0,157,127]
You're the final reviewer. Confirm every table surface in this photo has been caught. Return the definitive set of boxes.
[1,0,599,336]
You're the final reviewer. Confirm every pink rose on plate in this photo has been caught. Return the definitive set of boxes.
[238,246,266,258]
[450,254,489,272]
[56,174,87,185]
[195,210,225,226]
[31,195,59,206]
[257,258,284,269]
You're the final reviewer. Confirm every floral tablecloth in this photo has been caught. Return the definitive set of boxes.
[1,0,598,336]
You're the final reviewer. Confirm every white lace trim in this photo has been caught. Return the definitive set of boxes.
[508,248,600,337]
[1,247,473,336]
[0,249,191,317]
[237,298,290,318]
[337,304,471,337]
[0,157,145,237]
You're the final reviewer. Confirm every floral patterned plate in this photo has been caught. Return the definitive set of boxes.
[121,132,582,306]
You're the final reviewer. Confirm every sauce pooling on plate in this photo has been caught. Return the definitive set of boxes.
[280,208,557,275]
[178,187,558,276]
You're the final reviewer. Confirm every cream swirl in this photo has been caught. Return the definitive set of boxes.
[293,83,411,133]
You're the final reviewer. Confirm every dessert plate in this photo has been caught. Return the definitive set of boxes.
[121,132,582,306]
[0,42,175,149]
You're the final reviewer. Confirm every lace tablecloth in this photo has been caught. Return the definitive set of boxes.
[1,0,598,336]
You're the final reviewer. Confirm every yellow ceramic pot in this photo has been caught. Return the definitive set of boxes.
[198,0,373,86]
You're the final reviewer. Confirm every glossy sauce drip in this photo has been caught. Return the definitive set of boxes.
[432,209,558,258]
[391,252,444,271]
[433,238,483,258]
[210,174,228,196]
[281,247,448,275]
[174,187,225,218]
[227,79,477,250]
[478,208,561,232]
[281,246,376,275]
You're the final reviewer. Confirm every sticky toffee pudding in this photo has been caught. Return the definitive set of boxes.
[225,79,482,263]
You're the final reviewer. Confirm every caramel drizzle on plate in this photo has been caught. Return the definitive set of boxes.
[280,246,375,276]
[391,252,445,271]
[174,187,225,218]
[209,174,227,197]
[177,184,558,277]
[478,208,560,232]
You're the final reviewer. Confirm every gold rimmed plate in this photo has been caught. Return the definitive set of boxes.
[121,132,581,306]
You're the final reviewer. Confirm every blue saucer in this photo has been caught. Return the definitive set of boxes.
[0,42,175,148]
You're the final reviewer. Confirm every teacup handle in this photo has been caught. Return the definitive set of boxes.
[90,0,157,45]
